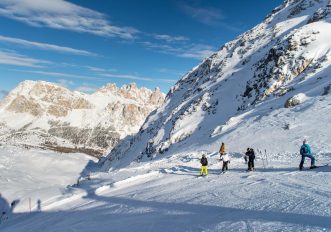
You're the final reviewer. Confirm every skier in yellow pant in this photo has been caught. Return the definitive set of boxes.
[200,154,208,176]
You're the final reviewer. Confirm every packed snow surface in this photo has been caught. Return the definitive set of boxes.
[1,146,331,231]
[1,0,331,231]
[0,146,95,213]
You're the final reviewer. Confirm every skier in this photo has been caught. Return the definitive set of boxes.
[200,154,208,176]
[220,152,230,173]
[219,142,225,159]
[299,139,316,170]
[246,148,255,171]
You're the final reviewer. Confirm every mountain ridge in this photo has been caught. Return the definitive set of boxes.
[0,80,165,157]
[102,0,331,169]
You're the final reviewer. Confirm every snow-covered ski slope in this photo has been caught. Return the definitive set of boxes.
[0,146,95,213]
[2,0,331,231]
[2,151,331,231]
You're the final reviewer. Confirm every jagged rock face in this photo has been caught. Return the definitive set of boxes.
[6,81,93,117]
[99,83,164,106]
[6,95,43,116]
[104,0,331,166]
[0,81,165,157]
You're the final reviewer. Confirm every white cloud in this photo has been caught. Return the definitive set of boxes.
[180,3,224,25]
[56,79,74,88]
[0,50,50,67]
[157,68,185,76]
[12,69,104,81]
[0,35,97,56]
[99,72,176,84]
[0,0,138,39]
[143,32,215,60]
[141,41,215,60]
[75,85,97,93]
[180,3,241,31]
[179,44,215,59]
[152,34,189,43]
[85,66,117,72]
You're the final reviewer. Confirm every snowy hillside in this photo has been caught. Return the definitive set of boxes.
[1,149,331,231]
[103,0,331,167]
[0,81,164,157]
[0,145,95,213]
[1,0,331,231]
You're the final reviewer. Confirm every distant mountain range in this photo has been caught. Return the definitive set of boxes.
[0,80,165,157]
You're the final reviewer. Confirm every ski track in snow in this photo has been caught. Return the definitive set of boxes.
[1,149,330,232]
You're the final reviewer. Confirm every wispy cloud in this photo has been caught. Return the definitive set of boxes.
[157,68,185,76]
[142,32,215,60]
[0,35,97,56]
[12,69,104,81]
[76,84,98,93]
[0,50,50,67]
[0,1,217,60]
[180,3,241,31]
[10,67,176,84]
[141,41,214,60]
[180,3,224,25]
[0,0,138,39]
[151,34,189,43]
[99,72,176,84]
[56,79,74,88]
[85,66,117,73]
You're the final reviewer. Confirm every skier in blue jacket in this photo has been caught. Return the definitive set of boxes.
[299,139,316,170]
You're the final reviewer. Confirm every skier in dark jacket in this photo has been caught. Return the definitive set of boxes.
[200,154,208,176]
[246,148,255,171]
[220,153,230,173]
[299,139,316,170]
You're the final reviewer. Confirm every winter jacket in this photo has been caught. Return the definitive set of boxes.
[246,149,255,159]
[221,153,230,162]
[245,150,251,157]
[219,143,225,154]
[300,144,311,155]
[200,157,208,166]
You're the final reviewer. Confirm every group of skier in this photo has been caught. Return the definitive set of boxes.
[199,139,317,176]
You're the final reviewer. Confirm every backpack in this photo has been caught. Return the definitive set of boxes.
[300,145,308,155]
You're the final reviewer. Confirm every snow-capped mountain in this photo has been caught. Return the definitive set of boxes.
[0,80,165,157]
[104,0,331,168]
[2,1,331,231]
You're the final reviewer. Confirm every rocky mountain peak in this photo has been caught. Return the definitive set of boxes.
[96,82,165,106]
[0,80,165,157]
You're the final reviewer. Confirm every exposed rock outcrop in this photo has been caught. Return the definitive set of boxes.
[0,81,165,157]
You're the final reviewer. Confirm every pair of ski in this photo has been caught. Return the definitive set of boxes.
[197,172,227,178]
[303,164,329,170]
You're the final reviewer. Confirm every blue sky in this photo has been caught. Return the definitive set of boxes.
[0,0,283,97]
